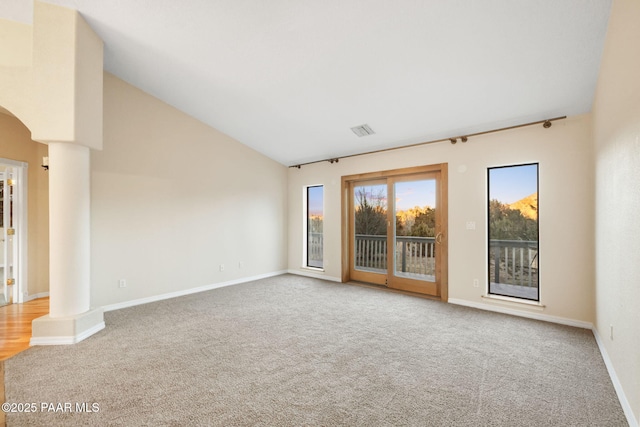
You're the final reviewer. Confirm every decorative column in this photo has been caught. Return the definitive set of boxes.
[49,142,90,315]
[31,142,104,344]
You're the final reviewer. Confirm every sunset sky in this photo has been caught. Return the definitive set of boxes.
[353,180,436,213]
[308,185,323,216]
[489,163,538,204]
[395,180,436,210]
[310,163,537,216]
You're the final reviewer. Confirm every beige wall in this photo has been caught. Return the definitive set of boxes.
[90,74,288,307]
[0,18,33,127]
[288,114,595,324]
[592,0,640,423]
[0,112,49,297]
[0,2,103,150]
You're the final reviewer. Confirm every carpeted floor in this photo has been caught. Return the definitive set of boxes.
[4,275,628,426]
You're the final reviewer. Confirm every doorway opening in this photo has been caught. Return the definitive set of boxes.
[0,159,27,307]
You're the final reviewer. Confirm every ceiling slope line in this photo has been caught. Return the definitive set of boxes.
[290,116,567,168]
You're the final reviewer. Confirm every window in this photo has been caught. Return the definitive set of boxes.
[306,185,323,268]
[487,164,539,301]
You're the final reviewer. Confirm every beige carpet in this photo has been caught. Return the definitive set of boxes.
[5,275,628,426]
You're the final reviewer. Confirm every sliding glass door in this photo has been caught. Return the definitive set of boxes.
[351,180,388,285]
[391,175,439,295]
[345,164,448,299]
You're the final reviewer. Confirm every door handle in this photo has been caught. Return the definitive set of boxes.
[435,232,443,244]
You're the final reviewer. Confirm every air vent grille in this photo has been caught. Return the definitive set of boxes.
[351,124,375,137]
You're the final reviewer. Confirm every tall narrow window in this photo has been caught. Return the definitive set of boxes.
[488,164,539,301]
[306,185,323,268]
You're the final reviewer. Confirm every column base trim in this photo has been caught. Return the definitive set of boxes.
[30,308,105,346]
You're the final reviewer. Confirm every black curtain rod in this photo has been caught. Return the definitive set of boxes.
[290,116,567,168]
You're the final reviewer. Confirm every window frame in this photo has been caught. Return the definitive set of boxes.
[486,163,539,302]
[304,185,324,270]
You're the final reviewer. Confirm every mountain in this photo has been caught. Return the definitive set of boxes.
[509,193,538,220]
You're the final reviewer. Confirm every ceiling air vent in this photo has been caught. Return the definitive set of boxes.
[351,124,375,137]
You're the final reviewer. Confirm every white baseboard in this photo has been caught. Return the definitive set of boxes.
[24,292,49,302]
[287,269,342,283]
[592,328,638,427]
[102,271,288,312]
[448,298,593,329]
[30,321,105,346]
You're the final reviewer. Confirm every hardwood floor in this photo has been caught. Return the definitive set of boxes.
[0,298,49,361]
[0,298,48,427]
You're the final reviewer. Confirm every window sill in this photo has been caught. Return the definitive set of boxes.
[481,294,545,310]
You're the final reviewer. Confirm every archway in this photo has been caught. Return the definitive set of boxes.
[1,1,105,346]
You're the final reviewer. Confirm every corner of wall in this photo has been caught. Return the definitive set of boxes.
[591,0,640,424]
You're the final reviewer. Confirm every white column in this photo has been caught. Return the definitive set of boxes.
[31,142,104,345]
[48,142,91,317]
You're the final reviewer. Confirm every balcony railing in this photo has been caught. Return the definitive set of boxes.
[310,233,538,291]
[346,235,537,290]
[489,239,538,287]
[354,234,436,277]
[355,234,388,270]
[308,232,323,268]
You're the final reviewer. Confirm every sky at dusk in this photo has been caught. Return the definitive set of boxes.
[310,163,537,217]
[395,180,436,210]
[354,180,436,212]
[308,185,323,216]
[489,164,538,204]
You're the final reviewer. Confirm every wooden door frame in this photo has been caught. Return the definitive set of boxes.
[341,163,448,302]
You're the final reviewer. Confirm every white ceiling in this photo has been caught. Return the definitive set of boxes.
[1,0,612,166]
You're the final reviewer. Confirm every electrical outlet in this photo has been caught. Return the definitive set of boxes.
[473,278,479,288]
[219,264,225,272]
[118,279,126,288]
[238,262,243,269]
[466,221,476,230]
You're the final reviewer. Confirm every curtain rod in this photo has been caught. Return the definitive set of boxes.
[290,116,567,168]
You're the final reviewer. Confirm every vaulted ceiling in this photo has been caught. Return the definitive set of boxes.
[1,1,612,166]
